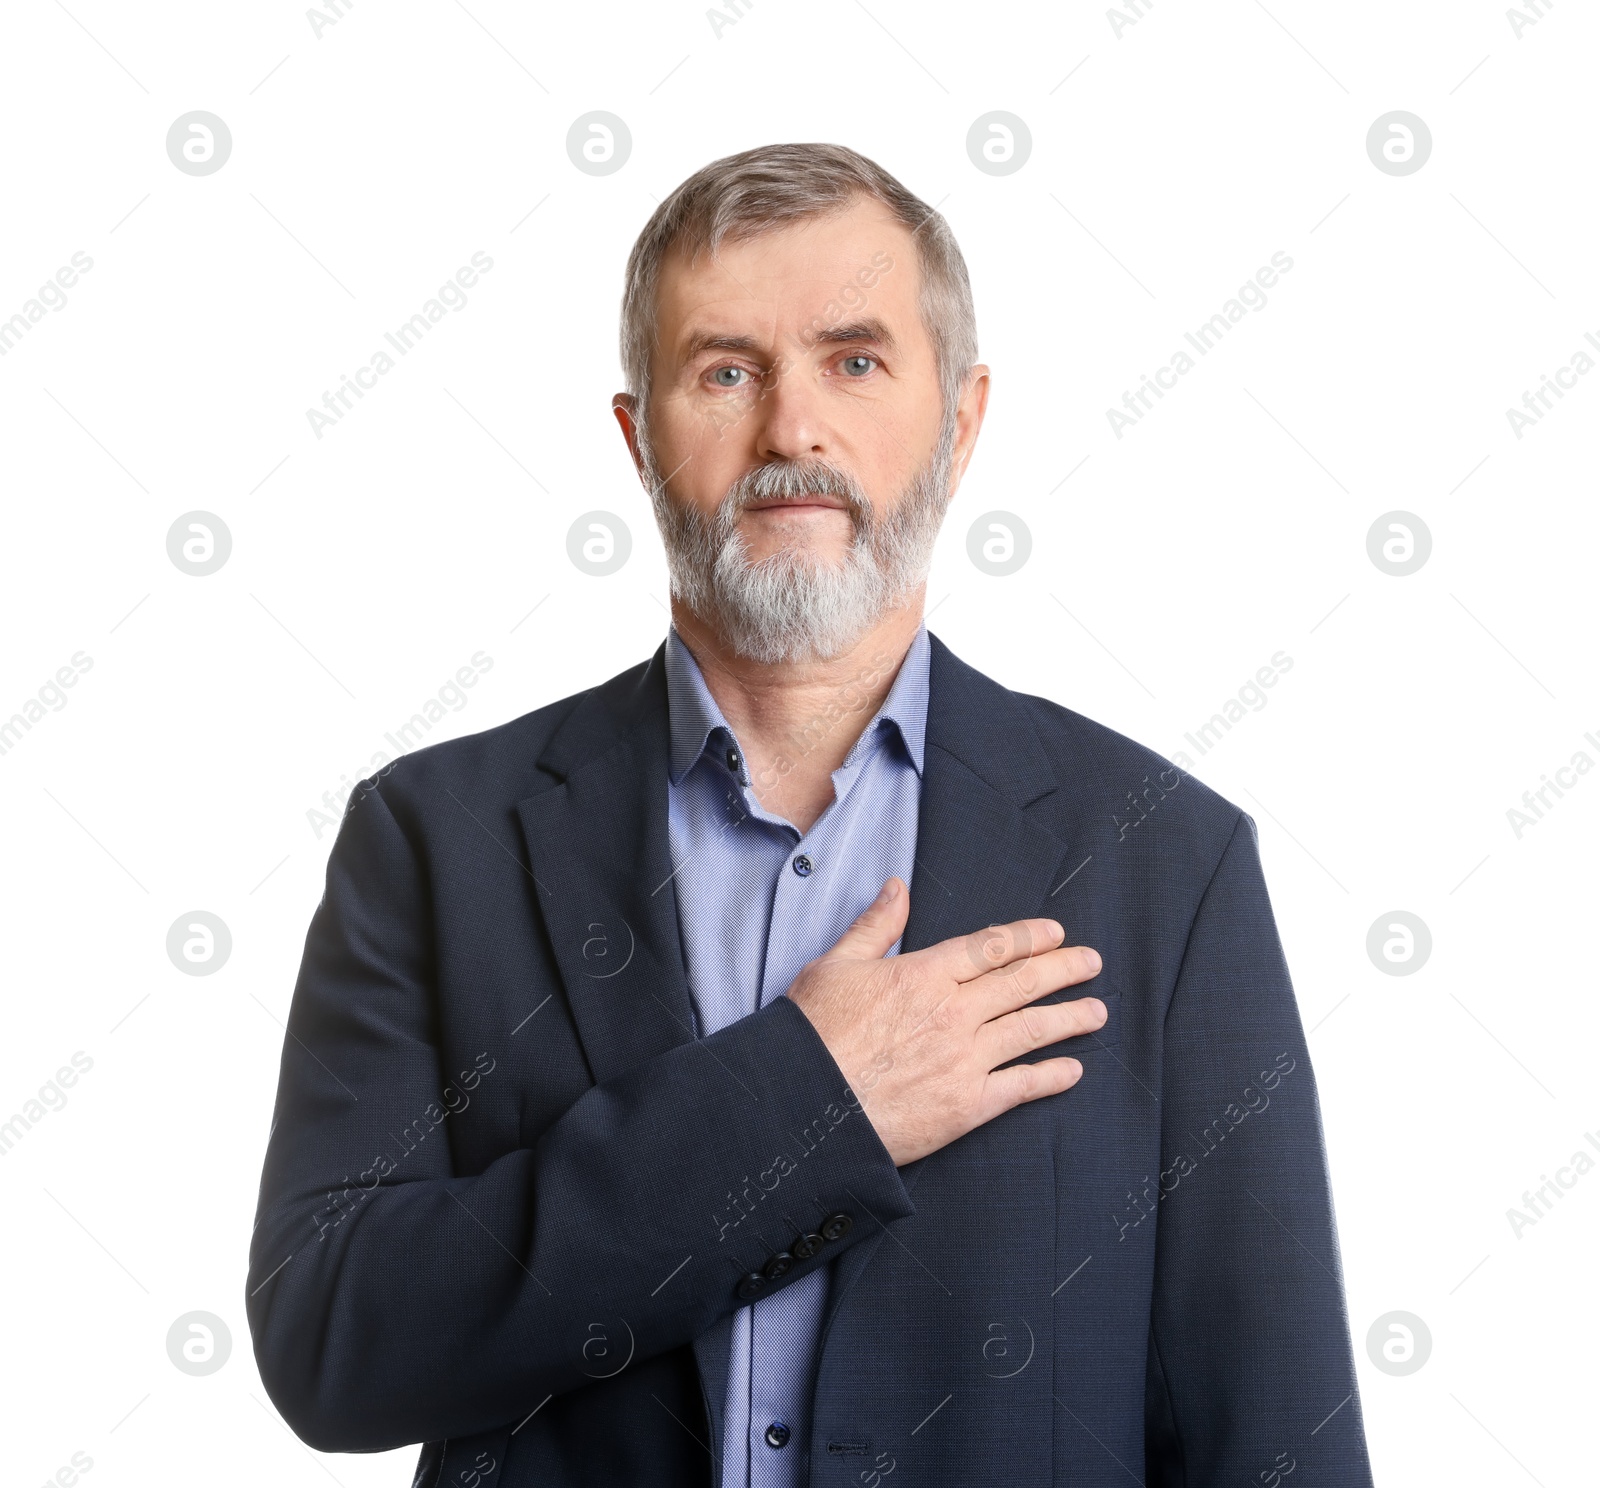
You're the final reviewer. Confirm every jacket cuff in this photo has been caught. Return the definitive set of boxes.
[689,992,915,1299]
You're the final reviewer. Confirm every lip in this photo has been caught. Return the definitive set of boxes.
[743,497,849,513]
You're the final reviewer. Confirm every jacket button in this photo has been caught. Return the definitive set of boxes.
[762,1251,794,1281]
[792,1232,824,1259]
[820,1212,853,1242]
[736,1273,766,1300]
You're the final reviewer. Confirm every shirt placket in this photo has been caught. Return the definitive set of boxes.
[708,723,888,1488]
[745,745,880,1484]
[749,804,823,1487]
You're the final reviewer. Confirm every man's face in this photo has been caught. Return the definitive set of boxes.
[616,194,987,663]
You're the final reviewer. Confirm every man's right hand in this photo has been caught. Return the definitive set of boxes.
[784,876,1106,1166]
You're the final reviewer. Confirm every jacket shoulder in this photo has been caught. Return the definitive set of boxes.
[1013,686,1246,865]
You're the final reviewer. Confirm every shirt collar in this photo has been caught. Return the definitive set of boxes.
[665,622,931,787]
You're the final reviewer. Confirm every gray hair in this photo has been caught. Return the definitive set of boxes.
[619,143,978,447]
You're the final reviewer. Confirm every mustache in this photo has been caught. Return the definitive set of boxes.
[725,459,871,517]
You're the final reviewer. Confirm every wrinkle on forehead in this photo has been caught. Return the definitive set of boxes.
[656,200,916,361]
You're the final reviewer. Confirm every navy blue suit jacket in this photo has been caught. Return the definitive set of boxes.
[247,632,1374,1487]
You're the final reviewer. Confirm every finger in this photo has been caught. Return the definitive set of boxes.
[976,994,1108,1068]
[968,944,1103,1018]
[924,918,1067,984]
[973,1056,1085,1126]
[818,876,910,963]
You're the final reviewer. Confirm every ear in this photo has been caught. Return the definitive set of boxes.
[612,393,647,481]
[949,364,991,494]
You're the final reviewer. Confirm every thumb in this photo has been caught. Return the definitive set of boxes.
[823,877,910,962]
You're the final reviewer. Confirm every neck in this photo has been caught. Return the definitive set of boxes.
[669,589,926,832]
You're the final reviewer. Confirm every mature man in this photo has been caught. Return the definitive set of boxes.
[248,144,1373,1488]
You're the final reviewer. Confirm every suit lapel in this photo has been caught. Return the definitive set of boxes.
[517,641,735,1454]
[513,642,699,1088]
[823,633,1079,1333]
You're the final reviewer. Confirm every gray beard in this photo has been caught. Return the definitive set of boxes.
[644,412,956,665]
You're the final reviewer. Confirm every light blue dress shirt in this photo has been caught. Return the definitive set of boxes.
[664,620,930,1488]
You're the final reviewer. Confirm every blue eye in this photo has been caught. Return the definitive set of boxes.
[841,355,876,377]
[711,366,747,387]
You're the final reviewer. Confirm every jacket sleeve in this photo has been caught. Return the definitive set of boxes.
[1144,812,1374,1487]
[245,779,915,1453]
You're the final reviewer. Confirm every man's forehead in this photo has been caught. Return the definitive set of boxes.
[657,205,918,352]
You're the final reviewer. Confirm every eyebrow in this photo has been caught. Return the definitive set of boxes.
[679,330,762,361]
[806,317,899,354]
[677,316,899,365]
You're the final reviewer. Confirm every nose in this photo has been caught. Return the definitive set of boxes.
[753,360,828,465]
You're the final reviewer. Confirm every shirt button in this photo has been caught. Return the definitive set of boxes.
[792,853,813,877]
[725,746,741,774]
[765,1421,792,1450]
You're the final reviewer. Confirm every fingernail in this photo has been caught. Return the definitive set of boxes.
[1085,948,1103,973]
[1046,920,1064,940]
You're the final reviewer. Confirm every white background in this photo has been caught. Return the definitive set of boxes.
[2,0,1595,1483]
